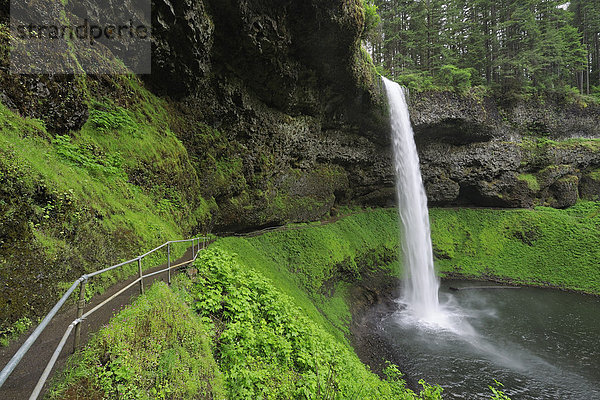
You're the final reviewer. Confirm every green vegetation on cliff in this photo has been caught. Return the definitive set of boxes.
[0,77,202,341]
[430,202,600,293]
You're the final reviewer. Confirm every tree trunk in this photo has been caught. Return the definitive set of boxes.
[587,67,590,95]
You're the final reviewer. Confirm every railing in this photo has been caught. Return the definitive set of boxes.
[0,236,207,400]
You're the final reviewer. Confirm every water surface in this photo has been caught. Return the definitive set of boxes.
[377,281,600,399]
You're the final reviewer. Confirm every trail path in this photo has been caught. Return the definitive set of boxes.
[0,246,196,400]
[0,211,361,399]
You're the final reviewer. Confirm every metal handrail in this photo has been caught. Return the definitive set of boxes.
[0,236,207,399]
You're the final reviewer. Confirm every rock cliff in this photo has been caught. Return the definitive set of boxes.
[1,0,598,229]
[409,91,600,208]
[149,0,394,230]
[0,0,599,333]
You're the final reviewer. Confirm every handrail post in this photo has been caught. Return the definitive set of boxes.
[73,277,87,352]
[138,257,144,294]
[167,242,171,285]
[192,238,195,258]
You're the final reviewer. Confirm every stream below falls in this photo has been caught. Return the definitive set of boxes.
[361,280,600,399]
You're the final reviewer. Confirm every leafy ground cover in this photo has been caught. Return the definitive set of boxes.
[180,247,441,399]
[49,202,600,398]
[49,210,445,399]
[212,209,401,342]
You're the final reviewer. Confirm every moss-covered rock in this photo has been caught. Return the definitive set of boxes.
[408,87,600,209]
[580,169,600,201]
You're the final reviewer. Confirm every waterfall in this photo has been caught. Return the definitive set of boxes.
[382,77,441,320]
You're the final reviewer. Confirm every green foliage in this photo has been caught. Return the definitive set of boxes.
[394,72,436,92]
[88,101,136,134]
[361,1,382,40]
[0,317,32,347]
[434,65,473,94]
[517,174,540,191]
[370,0,593,99]
[488,380,512,400]
[48,283,225,400]
[570,0,600,91]
[0,76,204,334]
[52,135,126,178]
[184,247,438,399]
[387,65,474,94]
[56,206,600,398]
[213,209,400,341]
[430,202,600,294]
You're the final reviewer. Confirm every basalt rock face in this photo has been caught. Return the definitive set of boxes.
[0,0,392,232]
[409,92,600,208]
[149,0,393,231]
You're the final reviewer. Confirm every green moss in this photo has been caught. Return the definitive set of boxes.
[589,169,600,181]
[555,138,600,151]
[0,76,203,336]
[430,202,600,294]
[517,173,540,191]
[47,283,225,400]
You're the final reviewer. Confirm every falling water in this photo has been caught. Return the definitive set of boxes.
[382,77,441,321]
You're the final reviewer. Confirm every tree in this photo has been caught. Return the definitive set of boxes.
[369,0,590,97]
[570,0,600,92]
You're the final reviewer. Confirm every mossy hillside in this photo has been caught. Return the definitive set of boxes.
[211,208,401,341]
[430,202,600,294]
[0,77,204,338]
[50,252,442,400]
[47,282,225,400]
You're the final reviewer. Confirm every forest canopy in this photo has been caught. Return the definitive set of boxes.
[364,0,600,99]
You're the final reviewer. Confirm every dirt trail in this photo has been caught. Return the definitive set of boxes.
[0,246,196,400]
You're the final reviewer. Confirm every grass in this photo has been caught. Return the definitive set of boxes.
[517,174,540,191]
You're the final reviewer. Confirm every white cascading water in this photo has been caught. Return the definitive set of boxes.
[382,77,441,321]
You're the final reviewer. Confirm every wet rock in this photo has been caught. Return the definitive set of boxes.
[425,176,460,204]
[579,172,600,201]
[548,175,579,208]
[409,89,600,208]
